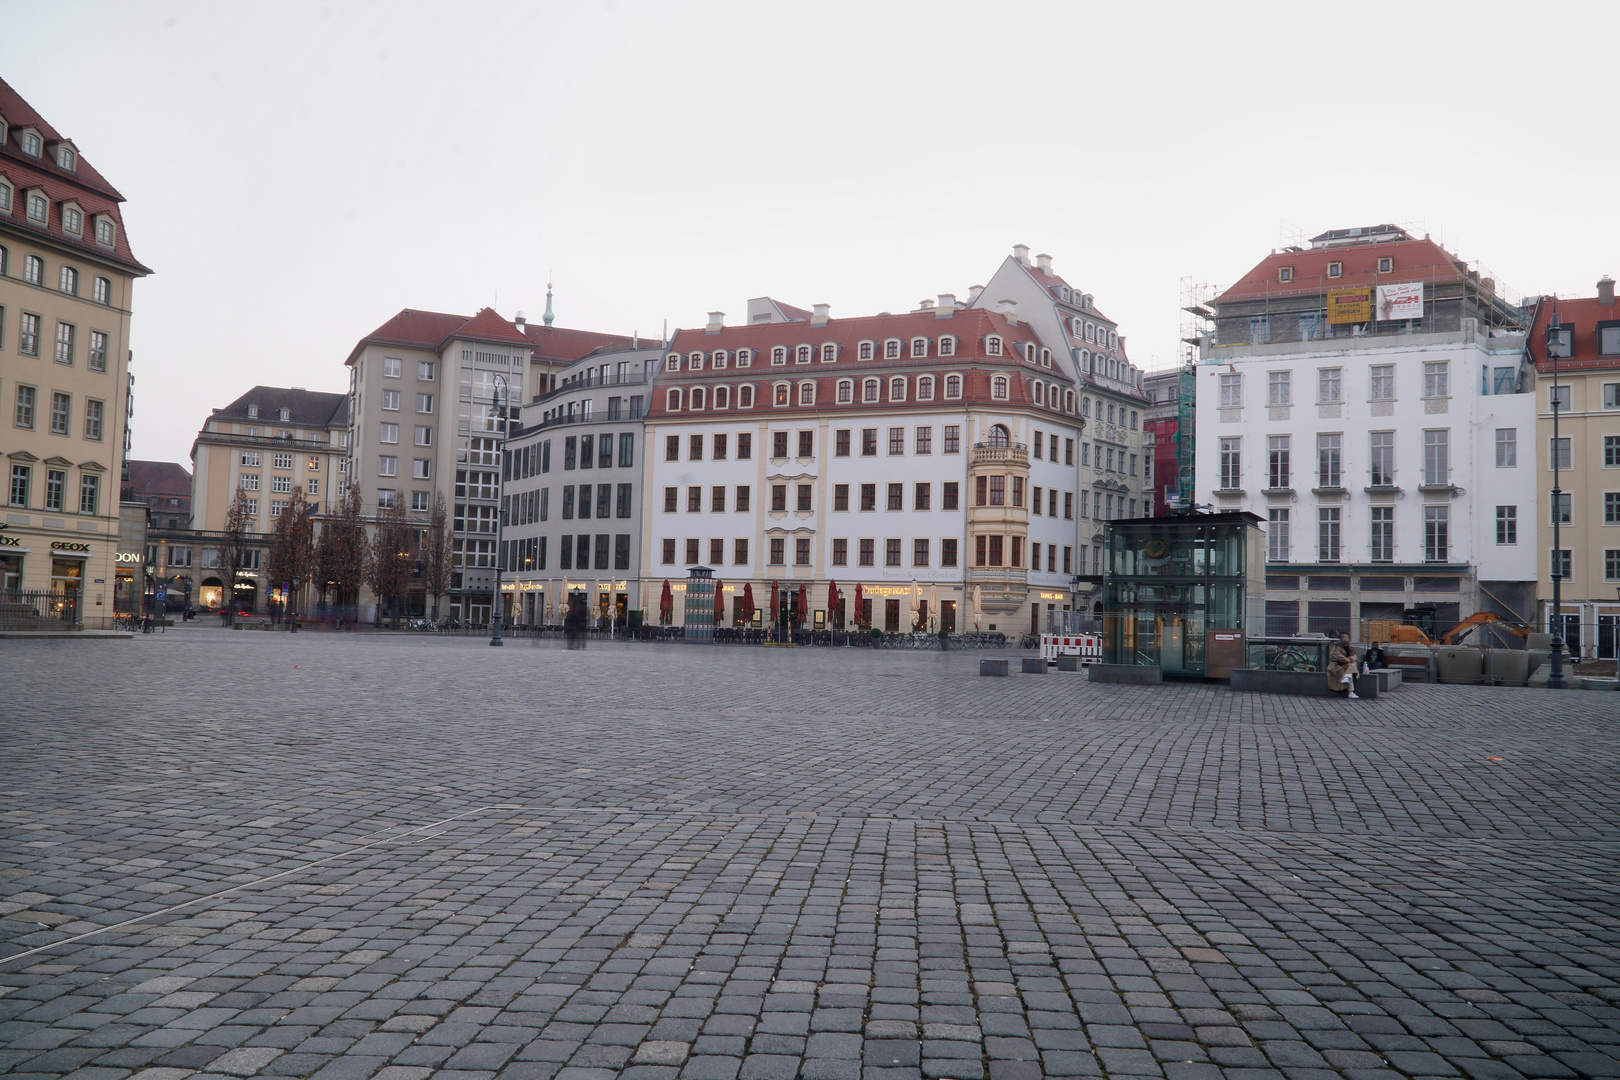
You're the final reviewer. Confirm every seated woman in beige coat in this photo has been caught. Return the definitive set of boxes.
[1327,632,1360,699]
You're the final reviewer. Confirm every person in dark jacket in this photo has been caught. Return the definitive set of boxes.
[1363,641,1387,672]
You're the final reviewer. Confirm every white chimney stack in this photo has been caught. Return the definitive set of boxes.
[996,300,1019,326]
[811,303,830,327]
[706,311,725,334]
[967,284,984,303]
[1035,253,1053,274]
[1012,243,1030,266]
[935,293,956,318]
[919,298,935,311]
[514,311,526,329]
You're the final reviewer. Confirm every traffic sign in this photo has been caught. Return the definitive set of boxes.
[155,589,166,601]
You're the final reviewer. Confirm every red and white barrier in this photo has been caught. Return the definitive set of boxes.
[1040,633,1101,664]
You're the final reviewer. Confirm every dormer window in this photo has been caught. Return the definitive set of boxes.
[858,341,874,360]
[889,376,907,402]
[938,336,955,357]
[820,343,837,362]
[771,346,787,366]
[992,376,1009,400]
[26,190,47,223]
[986,335,1002,356]
[1327,261,1343,278]
[1023,342,1036,363]
[884,339,901,359]
[1279,266,1293,283]
[94,216,115,247]
[712,349,728,369]
[910,337,928,358]
[796,345,812,364]
[20,129,40,157]
[664,353,680,372]
[247,404,260,418]
[690,386,705,410]
[1060,288,1072,302]
[836,379,853,404]
[735,348,753,368]
[917,375,935,400]
[862,378,880,403]
[0,181,10,212]
[62,206,81,236]
[1040,348,1051,366]
[278,408,290,421]
[56,146,75,171]
[1378,257,1393,273]
[688,351,704,372]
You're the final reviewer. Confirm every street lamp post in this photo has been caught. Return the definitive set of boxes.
[1546,302,1568,689]
[490,374,510,647]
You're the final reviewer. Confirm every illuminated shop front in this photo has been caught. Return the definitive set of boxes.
[1100,512,1264,678]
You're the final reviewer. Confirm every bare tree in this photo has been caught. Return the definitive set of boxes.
[268,486,316,626]
[315,485,366,625]
[217,489,252,627]
[366,498,414,628]
[421,493,453,623]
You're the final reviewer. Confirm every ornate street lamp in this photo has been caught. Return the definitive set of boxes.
[490,374,510,647]
[1545,301,1569,688]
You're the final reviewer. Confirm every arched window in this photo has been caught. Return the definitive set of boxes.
[1065,390,1075,413]
[992,376,1009,400]
[715,385,730,409]
[1130,410,1139,430]
[771,346,787,366]
[917,376,935,401]
[666,388,682,411]
[884,339,901,359]
[712,350,728,370]
[945,374,962,399]
[93,276,110,304]
[690,386,706,410]
[1034,381,1045,405]
[739,384,755,408]
[889,376,906,402]
[798,381,816,405]
[938,336,955,357]
[986,335,1002,356]
[796,345,812,364]
[1107,403,1115,424]
[988,424,1011,447]
[59,266,77,295]
[910,337,928,358]
[665,353,680,373]
[836,379,853,404]
[862,378,880,403]
[1081,349,1092,373]
[1040,348,1051,367]
[1023,342,1036,363]
[858,341,874,360]
[1085,323,1095,342]
[821,343,837,362]
[688,351,704,372]
[774,382,790,406]
[736,348,753,368]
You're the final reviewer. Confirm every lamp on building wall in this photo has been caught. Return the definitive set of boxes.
[489,373,510,647]
[1545,300,1569,689]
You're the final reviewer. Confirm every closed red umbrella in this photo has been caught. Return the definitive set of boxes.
[742,582,756,623]
[827,580,840,624]
[714,579,725,621]
[797,583,808,627]
[659,579,673,625]
[769,580,780,623]
[854,583,864,628]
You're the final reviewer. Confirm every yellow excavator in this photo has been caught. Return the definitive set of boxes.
[1367,605,1531,647]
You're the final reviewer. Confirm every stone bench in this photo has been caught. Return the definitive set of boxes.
[1229,668,1380,698]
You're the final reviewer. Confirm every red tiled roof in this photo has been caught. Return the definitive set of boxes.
[457,306,532,348]
[0,78,146,272]
[522,323,644,363]
[1217,238,1469,304]
[1526,292,1620,373]
[124,460,191,497]
[1019,262,1120,327]
[352,307,632,366]
[662,307,1045,366]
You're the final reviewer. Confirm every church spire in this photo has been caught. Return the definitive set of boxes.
[543,274,555,327]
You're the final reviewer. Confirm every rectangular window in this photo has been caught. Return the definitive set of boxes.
[690,433,704,461]
[989,475,1005,506]
[942,538,958,567]
[1219,373,1241,407]
[861,428,878,456]
[687,538,701,564]
[710,433,727,461]
[771,484,787,512]
[798,430,813,457]
[943,482,959,511]
[1032,485,1043,515]
[734,538,748,564]
[1551,549,1572,580]
[987,535,1004,566]
[239,473,259,490]
[377,455,396,477]
[772,431,788,459]
[1371,506,1394,562]
[1605,435,1620,467]
[1268,436,1290,488]
[1550,491,1572,526]
[1219,437,1240,489]
[738,432,752,459]
[1425,507,1449,562]
[413,459,430,479]
[711,538,726,565]
[79,474,98,515]
[54,322,74,364]
[1424,430,1450,485]
[795,537,811,565]
[9,464,30,507]
[1607,492,1620,525]
[711,485,726,513]
[888,427,904,455]
[1267,370,1290,405]
[1033,430,1043,459]
[689,486,703,513]
[913,539,930,566]
[1423,361,1449,398]
[944,425,961,454]
[88,331,107,372]
[885,538,902,566]
[797,484,812,512]
[1267,508,1289,562]
[975,535,987,566]
[886,483,902,511]
[769,538,785,565]
[915,482,931,511]
[1317,433,1341,488]
[44,468,65,511]
[835,429,851,456]
[1369,365,1394,400]
[619,432,635,468]
[915,427,932,454]
[599,435,613,468]
[1317,507,1340,563]
[1549,437,1571,470]
[665,434,679,462]
[661,538,675,564]
[1496,505,1517,545]
[832,538,848,566]
[49,391,70,434]
[663,486,677,513]
[1604,382,1620,408]
[13,384,34,429]
[418,360,436,381]
[19,313,39,356]
[833,483,849,512]
[860,483,876,512]
[1064,492,1073,519]
[1011,476,1024,507]
[1368,431,1394,486]
[617,483,632,518]
[737,485,750,512]
[416,393,434,414]
[596,484,611,518]
[1317,367,1342,403]
[1550,385,1571,412]
[1607,550,1620,581]
[1495,428,1517,468]
[541,440,551,472]
[858,538,875,566]
[381,389,400,411]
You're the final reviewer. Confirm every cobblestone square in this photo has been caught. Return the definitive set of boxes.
[3,631,1619,1080]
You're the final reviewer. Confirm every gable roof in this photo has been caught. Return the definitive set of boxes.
[347,307,567,365]
[123,460,191,497]
[1217,237,1470,304]
[523,323,646,364]
[666,306,1049,366]
[215,386,348,427]
[1526,290,1620,373]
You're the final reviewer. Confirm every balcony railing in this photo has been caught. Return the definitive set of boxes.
[532,369,649,405]
[972,442,1028,466]
[968,567,1029,587]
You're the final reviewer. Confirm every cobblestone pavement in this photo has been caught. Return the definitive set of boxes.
[2,631,1618,1080]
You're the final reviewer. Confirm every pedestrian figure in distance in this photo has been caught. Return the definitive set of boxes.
[565,595,588,650]
[1363,640,1387,675]
[1328,631,1359,699]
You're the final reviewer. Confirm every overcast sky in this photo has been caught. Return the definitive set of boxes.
[8,1,1615,468]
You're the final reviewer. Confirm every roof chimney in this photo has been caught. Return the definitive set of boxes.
[967,284,984,303]
[918,298,935,311]
[811,303,830,327]
[995,300,1019,326]
[1599,275,1616,307]
[514,310,526,330]
[1035,253,1053,275]
[935,293,956,319]
[706,311,725,334]
[1012,244,1030,266]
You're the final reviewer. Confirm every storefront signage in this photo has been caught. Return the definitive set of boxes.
[0,534,20,548]
[115,551,142,563]
[1375,281,1423,321]
[51,541,91,553]
[1326,287,1371,324]
[1038,591,1067,601]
